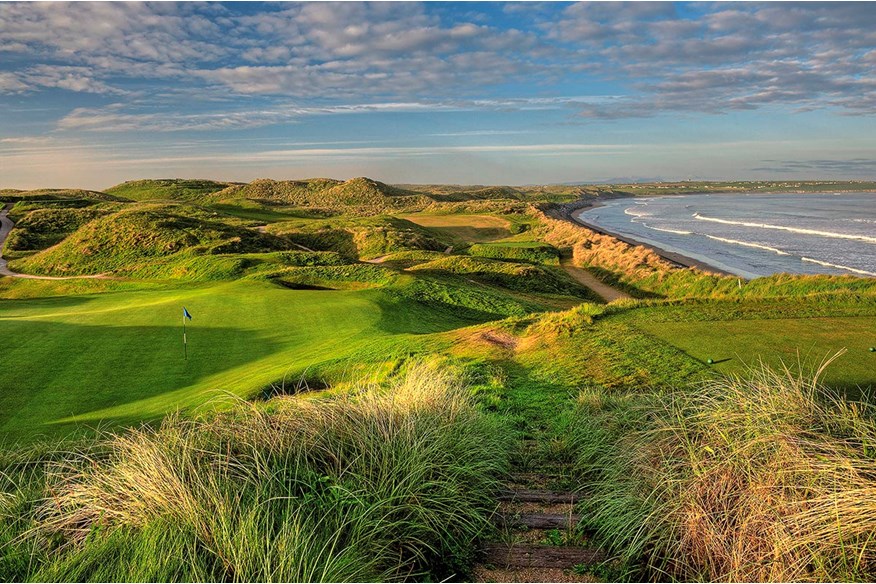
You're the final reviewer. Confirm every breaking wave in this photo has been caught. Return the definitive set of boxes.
[693,213,876,244]
[800,257,876,277]
[704,235,790,256]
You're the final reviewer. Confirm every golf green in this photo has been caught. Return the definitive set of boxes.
[0,280,470,442]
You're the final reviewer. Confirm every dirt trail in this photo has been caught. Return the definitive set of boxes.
[0,204,110,280]
[560,258,630,303]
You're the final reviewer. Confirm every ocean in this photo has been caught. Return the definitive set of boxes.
[573,192,876,279]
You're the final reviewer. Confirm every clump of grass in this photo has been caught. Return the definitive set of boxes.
[468,241,560,265]
[574,355,876,581]
[6,361,509,581]
[409,255,596,298]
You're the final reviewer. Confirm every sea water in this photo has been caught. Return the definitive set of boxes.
[574,192,876,279]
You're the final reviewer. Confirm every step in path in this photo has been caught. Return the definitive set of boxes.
[472,440,607,582]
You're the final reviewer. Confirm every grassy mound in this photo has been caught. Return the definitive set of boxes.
[468,241,560,265]
[409,255,594,298]
[0,189,121,204]
[105,179,233,202]
[211,177,433,214]
[269,216,448,260]
[0,362,509,581]
[2,208,106,252]
[10,205,290,276]
[574,361,876,581]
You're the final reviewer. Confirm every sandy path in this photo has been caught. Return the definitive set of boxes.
[0,204,110,280]
[560,257,631,302]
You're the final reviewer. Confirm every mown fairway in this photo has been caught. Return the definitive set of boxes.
[635,315,876,390]
[401,213,511,243]
[0,280,470,442]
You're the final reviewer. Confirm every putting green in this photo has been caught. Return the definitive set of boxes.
[0,280,470,442]
[635,316,876,391]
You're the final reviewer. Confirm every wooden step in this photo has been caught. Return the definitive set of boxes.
[498,512,582,530]
[482,543,604,569]
[498,488,579,505]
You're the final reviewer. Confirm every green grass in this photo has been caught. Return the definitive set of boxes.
[0,362,510,581]
[0,279,482,443]
[105,179,232,202]
[571,364,876,581]
[210,177,432,215]
[408,255,599,299]
[616,297,876,392]
[468,241,560,265]
[400,213,512,244]
[267,215,449,260]
[2,207,106,252]
[9,204,289,277]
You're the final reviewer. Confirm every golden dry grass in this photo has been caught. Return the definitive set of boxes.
[580,355,876,581]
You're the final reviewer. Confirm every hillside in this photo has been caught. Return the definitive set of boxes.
[105,179,235,202]
[9,204,289,276]
[0,188,122,202]
[210,177,434,214]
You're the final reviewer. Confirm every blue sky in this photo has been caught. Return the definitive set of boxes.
[1,1,875,189]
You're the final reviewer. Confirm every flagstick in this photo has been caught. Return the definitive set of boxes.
[183,313,188,361]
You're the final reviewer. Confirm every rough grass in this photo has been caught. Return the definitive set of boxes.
[408,255,597,299]
[468,241,560,265]
[210,177,433,215]
[9,205,290,276]
[105,179,233,202]
[268,215,449,260]
[573,359,876,581]
[3,208,107,252]
[0,362,510,581]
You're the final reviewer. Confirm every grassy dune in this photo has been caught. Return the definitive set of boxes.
[105,179,232,202]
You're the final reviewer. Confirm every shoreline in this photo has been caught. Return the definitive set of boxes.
[564,200,739,278]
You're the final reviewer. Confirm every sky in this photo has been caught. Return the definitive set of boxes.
[1,1,875,189]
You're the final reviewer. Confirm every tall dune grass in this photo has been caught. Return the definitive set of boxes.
[574,357,876,581]
[1,361,509,582]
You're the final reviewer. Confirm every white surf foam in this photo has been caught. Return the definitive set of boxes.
[624,206,651,218]
[704,235,790,256]
[800,257,876,277]
[641,223,693,236]
[693,213,876,244]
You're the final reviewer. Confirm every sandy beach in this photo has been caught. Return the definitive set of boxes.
[566,200,738,277]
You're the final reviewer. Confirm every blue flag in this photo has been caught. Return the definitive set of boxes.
[183,307,192,320]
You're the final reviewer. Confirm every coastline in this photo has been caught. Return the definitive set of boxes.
[565,199,739,278]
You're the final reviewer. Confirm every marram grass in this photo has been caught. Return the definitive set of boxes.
[0,361,510,582]
[574,354,876,581]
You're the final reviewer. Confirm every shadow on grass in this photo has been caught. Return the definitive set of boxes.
[0,321,278,444]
